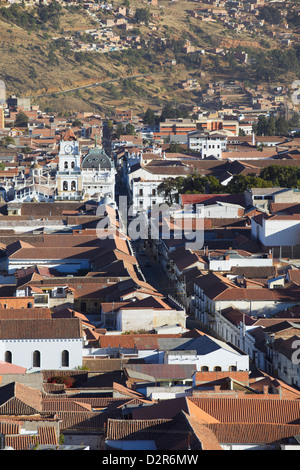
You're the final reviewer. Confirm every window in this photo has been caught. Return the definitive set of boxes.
[213,366,222,371]
[229,365,237,371]
[201,366,209,372]
[5,351,12,363]
[63,181,68,191]
[139,189,143,196]
[62,350,69,367]
[71,181,76,191]
[71,161,75,169]
[81,302,86,313]
[33,350,41,368]
[64,161,68,169]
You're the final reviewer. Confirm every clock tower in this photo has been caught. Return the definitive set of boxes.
[56,139,83,200]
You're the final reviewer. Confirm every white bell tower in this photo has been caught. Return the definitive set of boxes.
[56,140,83,200]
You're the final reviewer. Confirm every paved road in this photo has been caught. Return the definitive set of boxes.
[26,72,157,99]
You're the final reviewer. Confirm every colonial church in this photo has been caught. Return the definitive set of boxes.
[56,130,115,202]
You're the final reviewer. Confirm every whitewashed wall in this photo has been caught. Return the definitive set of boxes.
[0,338,83,371]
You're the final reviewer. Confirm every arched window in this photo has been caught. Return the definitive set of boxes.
[33,350,41,368]
[5,351,12,363]
[63,181,68,191]
[62,350,69,367]
[71,161,75,169]
[27,302,33,308]
[201,366,209,372]
[64,161,68,169]
[71,180,76,191]
[229,365,237,371]
[213,366,222,371]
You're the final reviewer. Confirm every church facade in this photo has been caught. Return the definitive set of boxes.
[56,135,115,202]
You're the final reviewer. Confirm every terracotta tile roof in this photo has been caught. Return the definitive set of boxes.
[169,247,204,272]
[209,286,300,302]
[188,397,300,424]
[194,370,250,385]
[106,417,172,441]
[5,426,58,450]
[98,333,181,349]
[42,396,149,432]
[182,413,223,450]
[287,269,300,286]
[57,411,107,432]
[230,265,277,279]
[0,382,43,415]
[42,399,92,413]
[221,307,256,327]
[6,240,35,257]
[92,249,137,269]
[14,265,57,279]
[249,375,300,399]
[194,272,236,291]
[0,308,51,320]
[112,382,148,399]
[62,128,76,141]
[0,318,83,340]
[101,301,131,314]
[120,296,173,310]
[186,398,220,424]
[8,245,100,261]
[207,423,300,445]
[106,411,222,451]
[180,193,245,207]
[0,420,21,435]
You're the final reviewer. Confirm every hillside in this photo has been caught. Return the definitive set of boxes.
[0,0,299,115]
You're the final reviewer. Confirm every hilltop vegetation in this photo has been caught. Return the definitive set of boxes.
[0,0,299,115]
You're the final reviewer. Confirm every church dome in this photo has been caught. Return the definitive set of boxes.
[82,147,113,170]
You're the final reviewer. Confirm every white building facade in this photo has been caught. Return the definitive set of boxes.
[187,131,227,159]
[0,319,84,371]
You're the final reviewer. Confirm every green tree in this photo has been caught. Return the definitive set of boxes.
[115,123,125,139]
[275,116,290,136]
[134,8,150,26]
[0,136,15,147]
[226,174,272,193]
[15,111,29,128]
[157,177,181,204]
[143,108,156,126]
[125,123,135,135]
[259,6,282,25]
